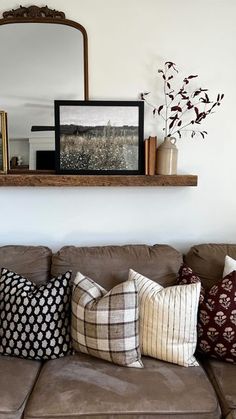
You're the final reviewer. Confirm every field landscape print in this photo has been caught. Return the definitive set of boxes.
[55,101,143,174]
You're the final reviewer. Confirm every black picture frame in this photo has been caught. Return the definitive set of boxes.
[55,100,144,175]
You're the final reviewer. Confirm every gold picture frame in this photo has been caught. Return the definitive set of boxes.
[0,111,8,173]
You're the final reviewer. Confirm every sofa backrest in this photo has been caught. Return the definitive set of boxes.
[2,243,235,290]
[0,245,52,284]
[185,243,236,290]
[51,244,182,290]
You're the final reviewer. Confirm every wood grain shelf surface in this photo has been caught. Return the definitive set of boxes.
[0,174,198,187]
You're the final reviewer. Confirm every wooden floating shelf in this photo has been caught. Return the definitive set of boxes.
[0,174,198,187]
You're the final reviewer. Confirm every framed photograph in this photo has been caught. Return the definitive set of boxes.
[55,100,144,174]
[0,111,8,174]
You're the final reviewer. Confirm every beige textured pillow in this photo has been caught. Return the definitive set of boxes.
[223,255,236,277]
[129,269,201,367]
[71,272,143,368]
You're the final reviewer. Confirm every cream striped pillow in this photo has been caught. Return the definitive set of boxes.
[129,269,201,367]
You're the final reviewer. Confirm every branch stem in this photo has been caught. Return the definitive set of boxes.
[164,65,168,137]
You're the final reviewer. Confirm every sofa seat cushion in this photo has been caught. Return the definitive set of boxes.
[202,358,236,418]
[0,355,41,419]
[24,354,220,419]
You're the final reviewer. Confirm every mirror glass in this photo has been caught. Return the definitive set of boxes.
[0,21,86,171]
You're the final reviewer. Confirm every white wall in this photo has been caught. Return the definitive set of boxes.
[0,0,235,252]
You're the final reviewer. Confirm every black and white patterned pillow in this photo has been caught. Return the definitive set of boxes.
[0,268,71,360]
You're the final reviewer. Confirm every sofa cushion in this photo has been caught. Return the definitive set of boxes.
[224,255,236,278]
[52,244,182,290]
[24,353,220,419]
[71,272,142,367]
[177,263,205,303]
[129,269,200,367]
[197,270,236,364]
[185,244,236,290]
[0,245,52,285]
[202,358,236,418]
[177,264,236,364]
[0,355,41,419]
[0,269,72,360]
[177,264,236,363]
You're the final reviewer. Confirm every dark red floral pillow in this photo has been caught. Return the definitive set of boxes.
[177,264,236,364]
[198,271,236,363]
[177,263,205,303]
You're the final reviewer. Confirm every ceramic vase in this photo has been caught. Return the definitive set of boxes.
[156,137,178,175]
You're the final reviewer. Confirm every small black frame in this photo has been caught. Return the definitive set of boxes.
[55,100,144,175]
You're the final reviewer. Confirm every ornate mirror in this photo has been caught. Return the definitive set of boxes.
[0,5,88,172]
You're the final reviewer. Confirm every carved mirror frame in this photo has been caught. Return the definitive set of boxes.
[0,6,89,100]
[0,5,89,99]
[0,5,88,173]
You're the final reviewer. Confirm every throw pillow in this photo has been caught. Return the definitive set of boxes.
[177,263,236,364]
[177,263,205,303]
[71,272,143,368]
[197,270,236,363]
[223,255,236,278]
[0,268,71,360]
[129,269,201,367]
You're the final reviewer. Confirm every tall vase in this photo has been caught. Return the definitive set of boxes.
[156,137,178,175]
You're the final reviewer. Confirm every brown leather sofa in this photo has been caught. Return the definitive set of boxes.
[0,243,235,419]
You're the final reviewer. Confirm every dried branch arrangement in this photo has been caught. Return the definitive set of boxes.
[141,61,224,139]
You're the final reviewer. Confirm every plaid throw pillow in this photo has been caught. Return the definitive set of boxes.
[71,272,143,368]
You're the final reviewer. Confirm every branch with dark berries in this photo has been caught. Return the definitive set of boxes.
[141,61,224,139]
